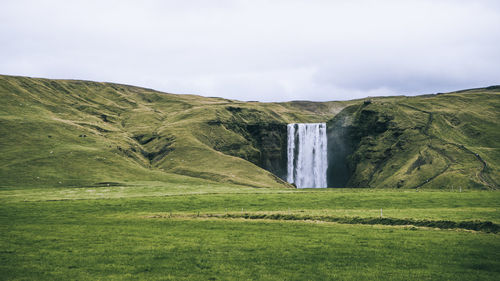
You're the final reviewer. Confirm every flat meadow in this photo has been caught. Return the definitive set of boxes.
[1,183,499,280]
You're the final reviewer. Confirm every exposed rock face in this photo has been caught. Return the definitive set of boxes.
[344,106,396,187]
[326,106,357,187]
[199,106,289,181]
[236,123,287,179]
[327,102,423,188]
[244,123,288,179]
[209,121,288,180]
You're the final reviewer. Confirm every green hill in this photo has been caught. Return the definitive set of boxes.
[0,75,347,189]
[327,89,500,189]
[0,75,498,189]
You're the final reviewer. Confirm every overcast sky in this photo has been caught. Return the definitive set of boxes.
[1,0,499,101]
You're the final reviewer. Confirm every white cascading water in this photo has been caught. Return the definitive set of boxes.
[287,123,328,188]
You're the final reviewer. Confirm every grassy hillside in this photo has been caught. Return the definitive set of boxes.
[327,88,500,189]
[0,75,347,189]
[1,74,498,189]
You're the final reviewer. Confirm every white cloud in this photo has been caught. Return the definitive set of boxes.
[1,0,499,101]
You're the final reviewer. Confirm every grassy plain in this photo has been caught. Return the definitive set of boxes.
[1,184,499,280]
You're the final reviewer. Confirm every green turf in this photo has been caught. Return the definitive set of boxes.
[1,187,499,280]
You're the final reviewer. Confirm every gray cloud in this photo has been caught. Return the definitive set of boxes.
[1,0,499,101]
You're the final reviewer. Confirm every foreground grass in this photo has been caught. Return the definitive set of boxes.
[1,187,499,280]
[3,185,497,222]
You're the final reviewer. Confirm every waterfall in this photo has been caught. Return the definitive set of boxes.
[287,123,328,188]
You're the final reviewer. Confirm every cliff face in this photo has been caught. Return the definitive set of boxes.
[327,90,500,189]
[196,107,289,180]
[226,122,288,180]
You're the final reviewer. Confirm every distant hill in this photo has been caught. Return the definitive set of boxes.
[0,75,498,189]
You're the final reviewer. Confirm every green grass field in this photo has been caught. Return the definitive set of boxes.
[1,184,499,280]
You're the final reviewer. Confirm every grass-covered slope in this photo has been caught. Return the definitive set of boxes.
[327,88,500,189]
[0,75,346,188]
[1,74,498,189]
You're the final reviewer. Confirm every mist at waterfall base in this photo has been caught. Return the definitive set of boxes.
[287,123,328,188]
